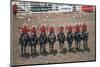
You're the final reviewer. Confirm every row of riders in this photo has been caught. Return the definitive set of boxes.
[19,23,89,56]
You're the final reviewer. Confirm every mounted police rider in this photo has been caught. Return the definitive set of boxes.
[39,24,47,53]
[19,23,29,44]
[48,24,55,35]
[57,24,65,50]
[81,22,89,51]
[29,25,37,54]
[19,23,29,56]
[74,23,81,50]
[66,23,73,51]
[48,24,56,53]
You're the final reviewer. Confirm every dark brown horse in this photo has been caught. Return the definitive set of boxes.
[29,33,38,55]
[57,32,65,50]
[48,33,56,53]
[19,33,29,56]
[39,32,47,54]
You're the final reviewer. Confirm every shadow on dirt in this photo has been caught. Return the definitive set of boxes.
[60,48,67,54]
[32,52,39,58]
[19,48,90,58]
[20,53,30,58]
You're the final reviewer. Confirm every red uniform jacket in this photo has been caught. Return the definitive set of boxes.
[30,27,37,34]
[40,25,46,33]
[20,26,29,33]
[75,24,80,32]
[59,26,64,32]
[12,4,17,13]
[67,25,72,32]
[48,26,54,33]
[82,23,87,32]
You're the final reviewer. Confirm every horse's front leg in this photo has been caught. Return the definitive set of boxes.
[34,44,36,53]
[86,40,88,50]
[78,40,81,49]
[21,44,24,56]
[68,42,71,51]
[31,45,33,55]
[59,42,61,50]
[83,40,88,50]
[61,43,63,50]
[40,44,42,54]
[76,40,78,50]
[70,41,72,49]
[52,44,54,52]
[24,45,27,56]
[44,44,46,52]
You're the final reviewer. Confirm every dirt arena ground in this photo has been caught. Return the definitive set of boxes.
[11,11,96,65]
